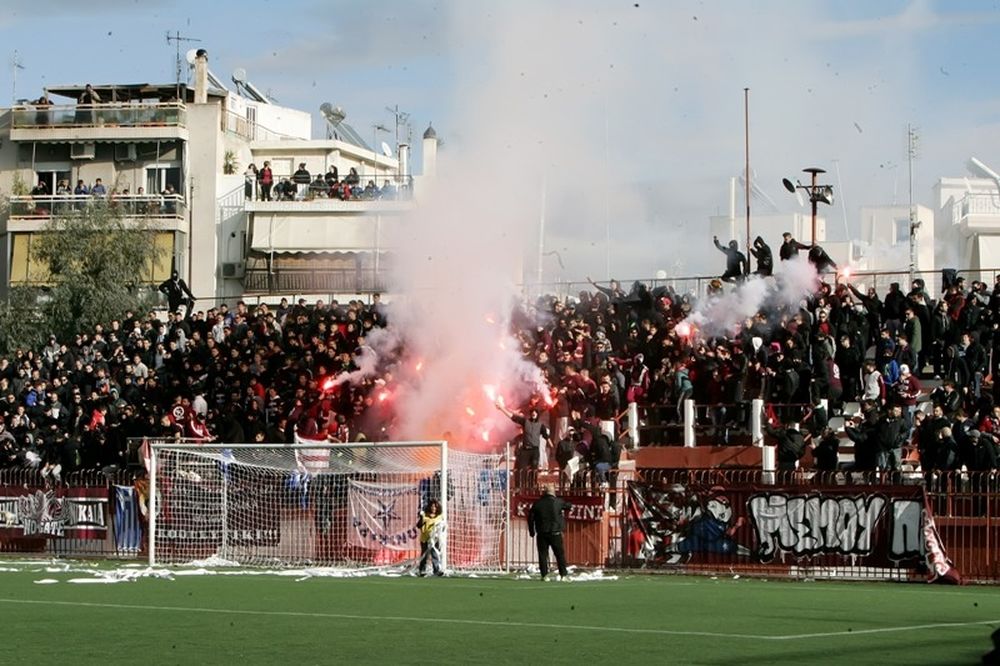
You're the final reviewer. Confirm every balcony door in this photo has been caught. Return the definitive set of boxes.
[34,167,71,194]
[146,164,181,195]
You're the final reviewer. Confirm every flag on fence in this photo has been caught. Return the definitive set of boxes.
[113,485,142,553]
[347,479,421,551]
[294,433,330,475]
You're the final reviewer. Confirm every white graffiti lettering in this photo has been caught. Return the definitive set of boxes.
[748,493,886,560]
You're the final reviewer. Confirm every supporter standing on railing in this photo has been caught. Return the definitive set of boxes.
[778,232,810,261]
[158,271,196,319]
[495,402,548,481]
[749,236,773,277]
[712,236,747,283]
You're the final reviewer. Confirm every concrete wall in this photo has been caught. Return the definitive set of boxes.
[186,103,224,305]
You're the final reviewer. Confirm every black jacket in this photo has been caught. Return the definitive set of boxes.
[764,422,806,464]
[528,494,572,536]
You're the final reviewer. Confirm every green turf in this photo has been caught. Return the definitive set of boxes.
[0,563,997,665]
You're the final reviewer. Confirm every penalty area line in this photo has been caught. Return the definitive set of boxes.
[771,619,1000,640]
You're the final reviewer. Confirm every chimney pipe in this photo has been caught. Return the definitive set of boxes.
[194,49,209,104]
[398,143,410,180]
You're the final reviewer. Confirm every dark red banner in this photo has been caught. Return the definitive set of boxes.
[0,486,108,540]
[511,494,605,523]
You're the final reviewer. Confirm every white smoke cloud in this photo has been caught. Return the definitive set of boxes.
[684,256,820,338]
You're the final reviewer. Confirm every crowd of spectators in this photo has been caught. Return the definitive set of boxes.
[25,177,181,218]
[1,231,999,488]
[246,161,411,203]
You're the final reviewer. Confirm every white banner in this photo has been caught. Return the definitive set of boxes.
[293,433,330,475]
[348,479,421,551]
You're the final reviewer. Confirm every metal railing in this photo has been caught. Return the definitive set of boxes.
[540,266,1000,301]
[957,192,1000,222]
[243,267,389,294]
[11,102,186,129]
[8,194,186,220]
[629,469,999,582]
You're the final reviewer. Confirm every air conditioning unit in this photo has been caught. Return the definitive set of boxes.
[114,143,137,162]
[221,261,245,279]
[70,142,96,160]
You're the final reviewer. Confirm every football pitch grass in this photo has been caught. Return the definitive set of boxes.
[1,563,998,665]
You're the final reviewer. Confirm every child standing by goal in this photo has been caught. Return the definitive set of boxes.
[417,500,445,577]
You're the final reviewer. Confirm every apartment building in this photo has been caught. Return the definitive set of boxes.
[0,50,436,308]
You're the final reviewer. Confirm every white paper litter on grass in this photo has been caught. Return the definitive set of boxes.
[33,579,59,584]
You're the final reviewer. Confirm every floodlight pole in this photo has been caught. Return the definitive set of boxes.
[810,168,819,245]
[744,88,751,274]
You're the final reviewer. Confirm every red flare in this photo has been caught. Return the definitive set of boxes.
[415,360,424,373]
[485,314,496,325]
[481,429,491,442]
[675,321,692,338]
[541,390,556,408]
[483,384,497,402]
[465,406,476,417]
[321,377,337,392]
[377,391,390,403]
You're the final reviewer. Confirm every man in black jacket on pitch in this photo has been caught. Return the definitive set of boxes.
[528,484,572,581]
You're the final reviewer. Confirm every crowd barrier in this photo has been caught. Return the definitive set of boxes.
[627,468,996,583]
[1,461,994,583]
[0,468,143,558]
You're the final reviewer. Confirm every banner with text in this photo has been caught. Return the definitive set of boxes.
[626,482,960,583]
[348,479,422,551]
[511,494,606,523]
[0,486,108,540]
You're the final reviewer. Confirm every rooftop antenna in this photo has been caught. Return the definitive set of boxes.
[10,50,24,105]
[166,30,201,100]
[385,104,410,150]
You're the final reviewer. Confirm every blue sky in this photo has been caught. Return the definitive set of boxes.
[3,0,999,278]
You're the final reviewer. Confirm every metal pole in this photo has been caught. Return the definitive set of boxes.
[744,87,751,274]
[439,439,448,572]
[148,445,158,565]
[811,169,819,245]
[537,177,546,293]
[908,123,917,286]
[505,440,512,574]
[220,462,228,561]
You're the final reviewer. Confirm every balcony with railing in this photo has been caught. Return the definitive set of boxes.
[6,194,187,232]
[244,175,414,213]
[953,192,1000,236]
[9,102,187,142]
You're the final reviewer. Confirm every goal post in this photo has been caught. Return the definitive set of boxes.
[147,441,508,573]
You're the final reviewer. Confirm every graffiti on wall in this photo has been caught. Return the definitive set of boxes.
[626,482,960,583]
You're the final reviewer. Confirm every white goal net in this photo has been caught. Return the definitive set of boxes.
[149,441,508,572]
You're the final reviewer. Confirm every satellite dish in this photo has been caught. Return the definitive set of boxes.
[781,178,796,194]
[185,49,199,65]
[232,68,247,84]
[655,270,668,280]
[381,141,393,157]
